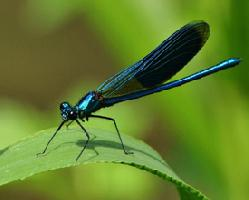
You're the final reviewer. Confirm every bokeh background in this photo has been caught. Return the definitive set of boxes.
[0,0,248,199]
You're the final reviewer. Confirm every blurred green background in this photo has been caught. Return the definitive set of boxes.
[0,0,248,199]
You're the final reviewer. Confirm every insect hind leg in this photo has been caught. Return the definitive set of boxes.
[90,114,133,154]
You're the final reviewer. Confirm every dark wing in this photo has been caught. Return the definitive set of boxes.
[97,21,210,97]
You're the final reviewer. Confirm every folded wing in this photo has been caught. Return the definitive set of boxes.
[97,21,210,98]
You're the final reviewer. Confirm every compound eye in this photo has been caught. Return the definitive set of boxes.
[62,113,66,120]
[60,102,70,111]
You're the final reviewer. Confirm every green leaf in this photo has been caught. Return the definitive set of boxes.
[0,127,208,200]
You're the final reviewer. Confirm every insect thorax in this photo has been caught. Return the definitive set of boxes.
[76,91,103,117]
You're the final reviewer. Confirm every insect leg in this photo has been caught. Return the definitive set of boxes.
[75,119,90,161]
[37,120,66,156]
[90,114,133,154]
[66,120,74,129]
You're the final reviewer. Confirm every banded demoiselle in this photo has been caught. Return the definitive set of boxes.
[38,21,240,160]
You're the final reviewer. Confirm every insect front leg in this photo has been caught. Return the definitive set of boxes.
[37,120,66,156]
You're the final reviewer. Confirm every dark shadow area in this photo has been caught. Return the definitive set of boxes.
[37,136,99,161]
[0,147,9,156]
[75,138,168,167]
[36,134,168,167]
